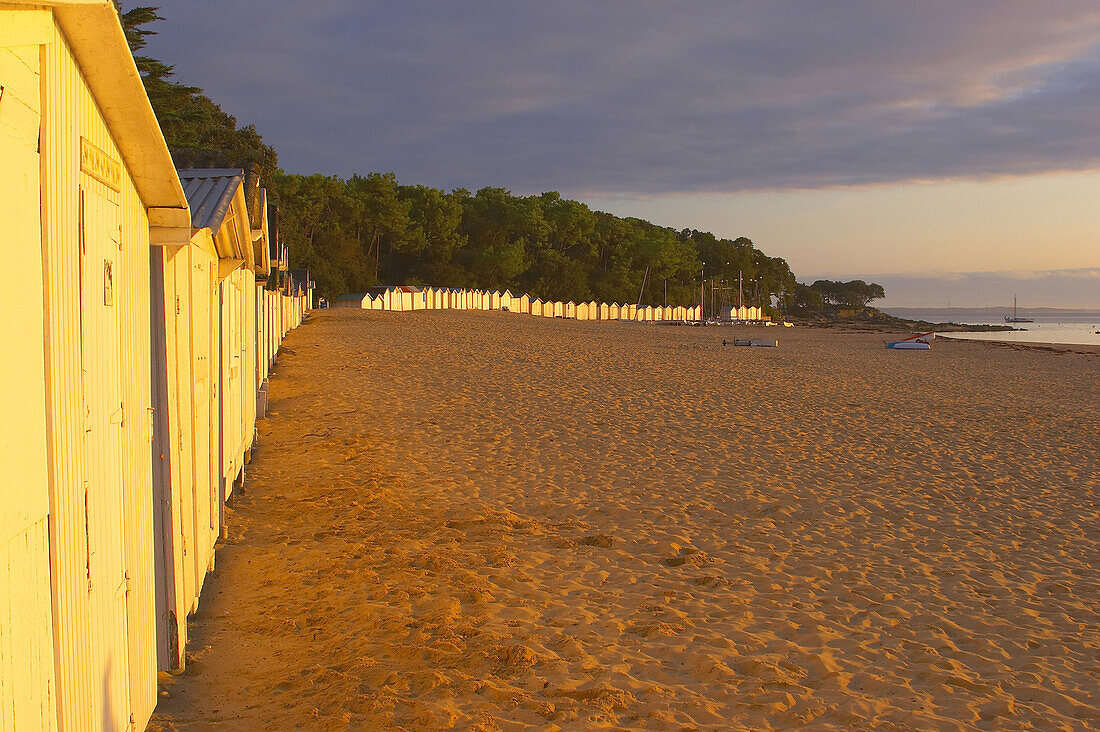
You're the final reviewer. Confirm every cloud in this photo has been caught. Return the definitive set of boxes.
[146,1,1100,195]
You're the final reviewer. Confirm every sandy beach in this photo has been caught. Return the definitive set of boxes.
[149,310,1099,731]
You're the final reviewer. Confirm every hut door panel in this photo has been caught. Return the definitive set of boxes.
[170,253,196,610]
[79,184,132,726]
[188,252,215,589]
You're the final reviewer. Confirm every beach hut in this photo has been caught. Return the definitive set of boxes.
[530,298,544,316]
[408,285,426,310]
[516,293,530,314]
[553,301,565,318]
[623,304,638,320]
[0,3,194,729]
[178,170,259,500]
[575,302,590,321]
[289,268,314,311]
[399,287,415,311]
[152,168,258,675]
[565,302,577,319]
[334,292,372,308]
[599,303,612,320]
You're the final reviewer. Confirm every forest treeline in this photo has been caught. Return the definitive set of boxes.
[275,173,795,308]
[122,6,881,313]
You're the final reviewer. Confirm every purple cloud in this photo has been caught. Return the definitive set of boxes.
[146,1,1100,195]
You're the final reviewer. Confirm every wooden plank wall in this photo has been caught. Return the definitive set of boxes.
[0,18,56,730]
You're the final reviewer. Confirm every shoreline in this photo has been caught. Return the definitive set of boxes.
[940,335,1100,356]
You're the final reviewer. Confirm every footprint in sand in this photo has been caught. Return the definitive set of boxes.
[662,547,709,567]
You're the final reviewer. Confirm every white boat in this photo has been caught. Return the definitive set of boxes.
[1004,295,1034,323]
[886,340,931,350]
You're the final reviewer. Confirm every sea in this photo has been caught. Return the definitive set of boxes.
[883,308,1100,347]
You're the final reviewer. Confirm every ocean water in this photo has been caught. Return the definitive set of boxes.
[883,309,1100,347]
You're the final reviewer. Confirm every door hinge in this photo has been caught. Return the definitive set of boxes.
[175,295,181,315]
[125,571,132,596]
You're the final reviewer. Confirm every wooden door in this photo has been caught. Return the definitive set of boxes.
[188,252,216,588]
[79,184,131,728]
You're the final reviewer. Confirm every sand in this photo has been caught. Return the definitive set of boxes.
[149,310,1099,731]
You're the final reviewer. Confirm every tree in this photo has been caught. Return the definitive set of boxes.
[802,280,886,311]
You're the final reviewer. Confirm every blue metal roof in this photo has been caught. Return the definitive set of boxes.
[177,168,245,231]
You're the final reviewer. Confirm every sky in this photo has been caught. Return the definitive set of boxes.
[146,1,1100,307]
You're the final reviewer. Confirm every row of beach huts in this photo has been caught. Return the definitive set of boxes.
[336,286,767,322]
[1,5,311,731]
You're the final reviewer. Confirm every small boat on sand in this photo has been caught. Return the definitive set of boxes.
[723,338,778,347]
[886,340,931,350]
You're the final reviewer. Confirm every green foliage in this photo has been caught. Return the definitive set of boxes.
[793,280,886,313]
[263,176,798,306]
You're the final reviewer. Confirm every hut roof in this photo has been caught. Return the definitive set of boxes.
[177,169,245,231]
